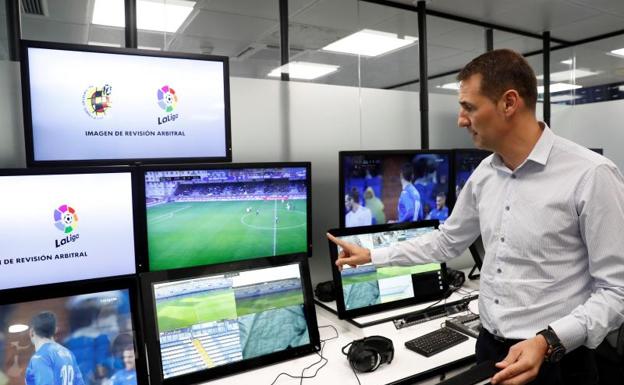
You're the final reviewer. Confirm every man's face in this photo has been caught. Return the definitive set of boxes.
[457,74,506,151]
[436,196,445,209]
[345,196,353,211]
[123,349,136,370]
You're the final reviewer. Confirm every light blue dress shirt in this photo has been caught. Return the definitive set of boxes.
[372,124,624,352]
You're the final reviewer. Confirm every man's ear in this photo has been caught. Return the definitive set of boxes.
[500,89,520,117]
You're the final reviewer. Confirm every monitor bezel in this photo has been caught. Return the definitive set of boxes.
[0,166,143,288]
[20,39,232,167]
[338,149,453,228]
[140,255,320,385]
[327,220,449,319]
[0,275,148,384]
[136,162,313,272]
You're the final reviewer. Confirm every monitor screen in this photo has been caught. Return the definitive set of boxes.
[453,149,491,201]
[340,150,451,228]
[141,258,319,384]
[0,285,141,385]
[328,221,448,319]
[142,164,311,271]
[0,170,136,291]
[21,41,231,166]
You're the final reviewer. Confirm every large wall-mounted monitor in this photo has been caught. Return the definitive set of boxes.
[141,256,320,385]
[0,277,146,385]
[139,163,312,271]
[339,150,452,228]
[21,40,231,166]
[0,168,138,290]
[327,221,448,319]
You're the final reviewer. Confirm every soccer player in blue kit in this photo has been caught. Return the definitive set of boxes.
[397,163,422,222]
[26,312,85,385]
[110,346,137,385]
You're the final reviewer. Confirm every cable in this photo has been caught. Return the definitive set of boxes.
[269,325,339,385]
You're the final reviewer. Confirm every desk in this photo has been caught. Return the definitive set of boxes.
[199,291,479,385]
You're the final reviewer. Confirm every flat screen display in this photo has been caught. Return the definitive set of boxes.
[328,221,448,319]
[453,149,491,200]
[0,170,136,290]
[0,288,140,385]
[141,258,319,384]
[22,41,231,165]
[142,164,311,271]
[340,151,451,227]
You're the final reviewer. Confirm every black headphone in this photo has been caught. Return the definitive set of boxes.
[314,281,336,302]
[342,335,394,372]
[446,268,466,289]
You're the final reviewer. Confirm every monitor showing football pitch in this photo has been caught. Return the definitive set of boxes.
[140,257,319,384]
[140,163,311,271]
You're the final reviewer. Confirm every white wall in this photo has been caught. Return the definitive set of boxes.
[0,61,24,167]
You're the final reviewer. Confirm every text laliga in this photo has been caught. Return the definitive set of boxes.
[158,113,179,125]
[55,233,79,248]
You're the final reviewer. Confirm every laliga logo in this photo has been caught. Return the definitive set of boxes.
[157,85,179,125]
[53,204,80,248]
[83,84,112,119]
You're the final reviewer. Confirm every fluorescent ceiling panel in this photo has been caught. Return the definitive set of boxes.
[538,83,582,94]
[537,69,599,82]
[92,0,195,33]
[322,29,417,57]
[268,62,339,80]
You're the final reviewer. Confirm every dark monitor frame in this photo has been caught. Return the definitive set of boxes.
[20,40,232,167]
[327,220,449,319]
[0,166,143,285]
[136,162,313,272]
[338,149,453,228]
[140,255,320,385]
[0,275,148,384]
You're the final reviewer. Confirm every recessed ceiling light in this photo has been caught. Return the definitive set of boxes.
[437,82,460,90]
[92,0,195,33]
[268,62,339,80]
[322,29,417,57]
[138,46,162,51]
[536,69,599,82]
[88,41,122,48]
[538,83,582,94]
[560,59,573,66]
[8,324,29,333]
[609,48,624,58]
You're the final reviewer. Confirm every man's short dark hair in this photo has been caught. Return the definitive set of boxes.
[349,187,360,203]
[457,49,537,111]
[436,192,446,199]
[31,311,56,339]
[401,163,414,182]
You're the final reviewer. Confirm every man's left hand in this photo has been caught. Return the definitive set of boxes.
[490,335,549,385]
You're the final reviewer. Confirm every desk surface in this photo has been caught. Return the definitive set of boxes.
[198,290,479,385]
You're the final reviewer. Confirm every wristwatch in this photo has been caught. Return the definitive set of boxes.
[537,327,566,363]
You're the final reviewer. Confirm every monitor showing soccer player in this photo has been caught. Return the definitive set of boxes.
[142,164,310,271]
[0,289,139,385]
[340,151,451,228]
[453,149,491,201]
[0,169,136,291]
[142,259,319,383]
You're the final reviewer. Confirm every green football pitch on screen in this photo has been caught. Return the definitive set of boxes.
[147,199,307,271]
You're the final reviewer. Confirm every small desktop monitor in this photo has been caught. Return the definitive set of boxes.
[21,40,231,166]
[339,150,451,228]
[140,256,319,384]
[139,163,312,271]
[0,168,137,291]
[0,277,145,385]
[327,221,448,319]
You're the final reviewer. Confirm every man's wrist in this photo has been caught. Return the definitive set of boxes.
[535,334,549,356]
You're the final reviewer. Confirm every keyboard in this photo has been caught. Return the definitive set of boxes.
[404,327,469,357]
[437,360,499,385]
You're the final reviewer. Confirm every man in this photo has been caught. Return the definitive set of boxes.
[110,346,137,385]
[426,192,449,222]
[25,312,85,385]
[364,187,386,225]
[397,163,422,222]
[345,188,372,227]
[328,49,624,385]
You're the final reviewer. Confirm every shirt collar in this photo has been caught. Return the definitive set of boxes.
[489,122,554,169]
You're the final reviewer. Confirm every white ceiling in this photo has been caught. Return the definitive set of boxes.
[17,0,624,90]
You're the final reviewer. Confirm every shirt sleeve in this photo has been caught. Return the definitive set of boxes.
[550,163,624,351]
[398,191,412,222]
[372,177,481,266]
[28,358,54,385]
